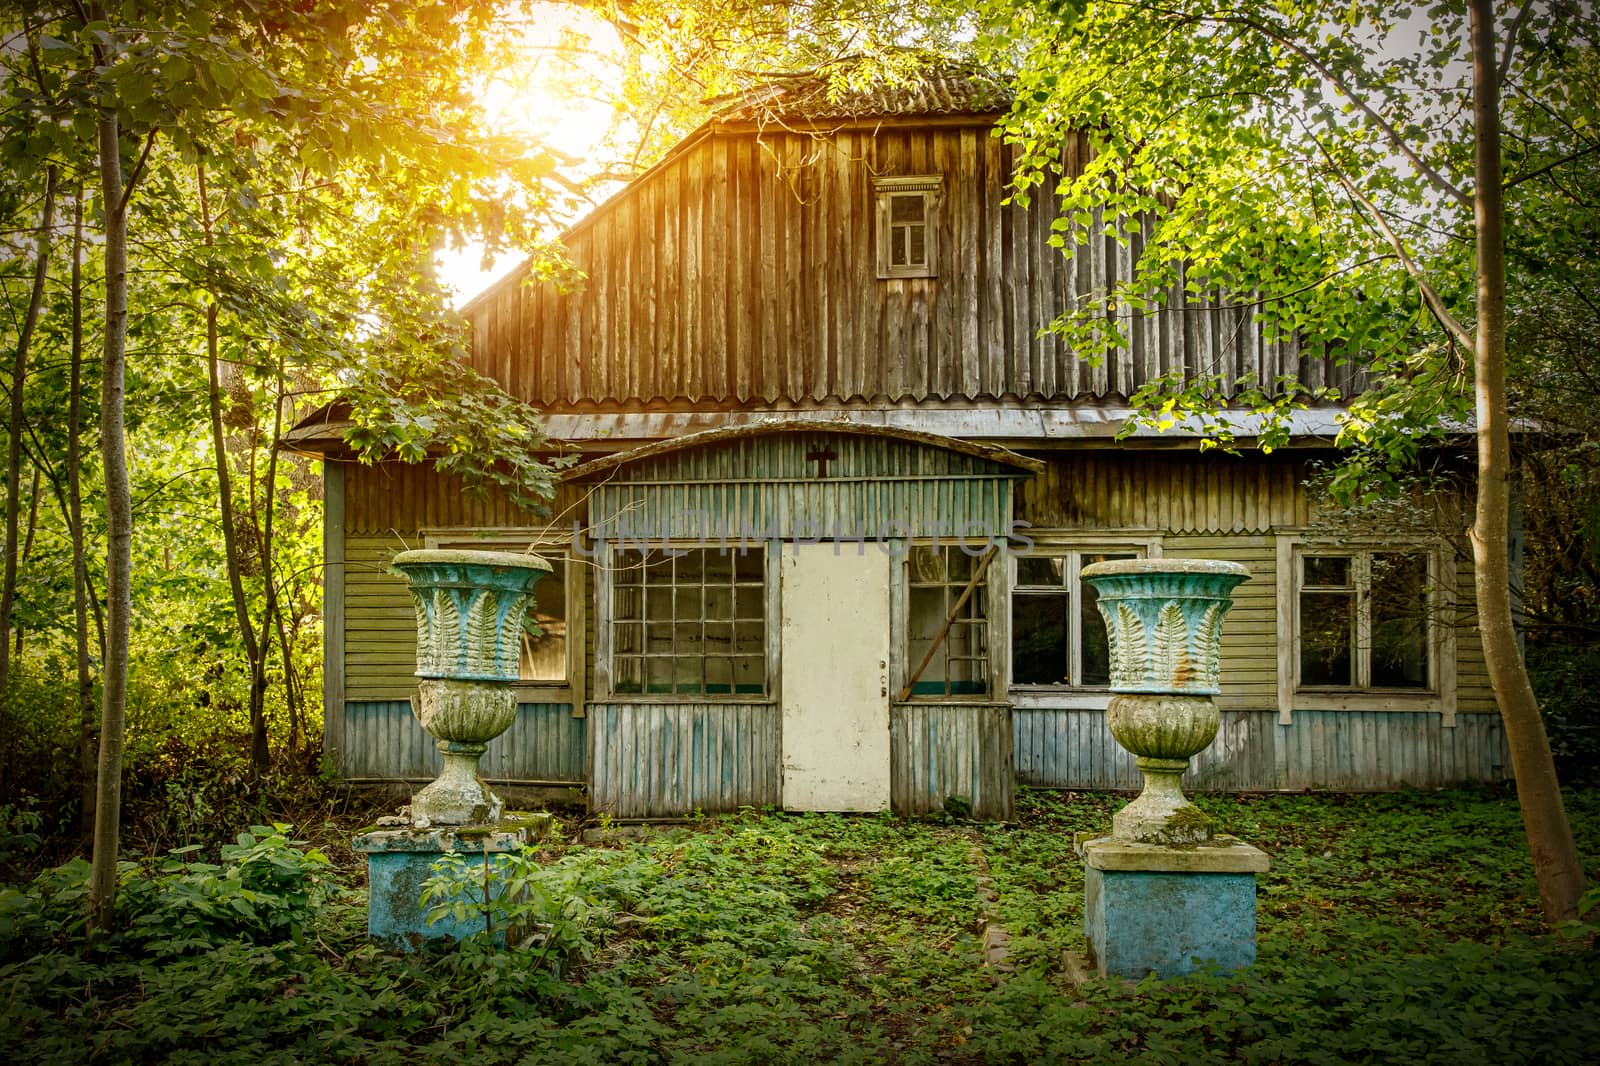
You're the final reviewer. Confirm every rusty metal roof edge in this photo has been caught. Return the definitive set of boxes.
[555,418,1048,482]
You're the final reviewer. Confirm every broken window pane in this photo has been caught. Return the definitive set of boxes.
[1012,592,1068,684]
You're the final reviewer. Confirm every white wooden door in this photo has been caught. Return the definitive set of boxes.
[780,544,892,811]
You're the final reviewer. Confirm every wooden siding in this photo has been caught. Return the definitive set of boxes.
[890,703,1014,820]
[1016,452,1312,535]
[593,479,1014,542]
[588,432,1021,542]
[587,702,782,817]
[466,126,1359,409]
[340,701,586,783]
[341,460,589,535]
[1014,708,1509,791]
[1166,534,1281,714]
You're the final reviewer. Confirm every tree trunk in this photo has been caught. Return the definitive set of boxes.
[14,465,41,657]
[88,100,132,937]
[1467,0,1585,924]
[0,166,58,690]
[198,161,271,777]
[70,185,97,840]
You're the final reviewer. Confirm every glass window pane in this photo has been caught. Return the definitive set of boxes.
[1017,556,1065,586]
[733,550,763,583]
[891,193,924,224]
[614,551,643,585]
[1304,555,1351,587]
[645,586,672,621]
[733,622,764,657]
[646,657,675,695]
[1300,590,1354,686]
[891,236,907,266]
[646,621,673,654]
[705,551,734,583]
[705,585,734,621]
[735,586,763,620]
[1012,593,1068,684]
[732,657,764,694]
[908,224,926,264]
[704,621,733,653]
[705,657,733,694]
[1371,554,1429,688]
[675,551,703,583]
[614,656,643,694]
[910,546,944,584]
[674,585,700,619]
[613,621,642,656]
[674,657,703,694]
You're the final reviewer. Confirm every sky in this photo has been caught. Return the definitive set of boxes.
[434,4,627,307]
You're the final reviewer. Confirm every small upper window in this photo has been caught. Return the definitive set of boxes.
[875,176,940,279]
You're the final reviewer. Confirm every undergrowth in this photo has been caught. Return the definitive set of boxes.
[0,789,1596,1064]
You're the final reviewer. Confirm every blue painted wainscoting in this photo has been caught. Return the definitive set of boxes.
[587,702,782,818]
[1013,708,1510,792]
[890,703,1014,821]
[340,701,586,784]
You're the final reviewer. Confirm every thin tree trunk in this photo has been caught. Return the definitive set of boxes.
[70,185,96,840]
[1467,0,1585,924]
[14,465,41,656]
[197,161,270,776]
[88,97,132,937]
[250,361,289,774]
[0,166,58,690]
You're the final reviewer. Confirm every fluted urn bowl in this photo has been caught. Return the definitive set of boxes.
[1081,559,1250,845]
[389,549,551,826]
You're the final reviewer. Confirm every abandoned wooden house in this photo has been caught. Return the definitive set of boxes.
[291,70,1509,820]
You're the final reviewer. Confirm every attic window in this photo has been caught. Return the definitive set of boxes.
[875,176,940,279]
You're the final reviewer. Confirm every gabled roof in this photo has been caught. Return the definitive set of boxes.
[706,63,1011,123]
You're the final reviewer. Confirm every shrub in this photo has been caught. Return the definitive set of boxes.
[1526,643,1600,780]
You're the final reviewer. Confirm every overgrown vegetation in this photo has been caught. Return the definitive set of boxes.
[2,788,1596,1064]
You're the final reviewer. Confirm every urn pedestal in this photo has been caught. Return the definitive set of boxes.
[1076,559,1270,979]
[356,548,551,949]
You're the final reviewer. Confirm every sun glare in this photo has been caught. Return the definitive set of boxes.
[436,3,627,307]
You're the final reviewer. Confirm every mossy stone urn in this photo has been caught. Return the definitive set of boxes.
[390,549,551,827]
[1080,559,1250,846]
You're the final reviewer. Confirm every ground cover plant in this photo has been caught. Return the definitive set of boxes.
[0,787,1596,1065]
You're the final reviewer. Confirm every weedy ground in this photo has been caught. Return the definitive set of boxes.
[2,786,1597,1065]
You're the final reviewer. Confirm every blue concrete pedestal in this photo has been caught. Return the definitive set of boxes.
[1079,835,1270,979]
[354,814,548,951]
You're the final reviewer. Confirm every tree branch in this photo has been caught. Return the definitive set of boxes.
[116,130,157,218]
[1503,138,1600,189]
[1199,8,1473,211]
[1498,1,1534,86]
[1330,170,1476,352]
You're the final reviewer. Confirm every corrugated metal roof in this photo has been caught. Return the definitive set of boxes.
[708,64,1011,123]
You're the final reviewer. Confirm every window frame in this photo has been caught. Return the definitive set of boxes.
[422,528,584,711]
[602,542,774,703]
[1275,535,1456,724]
[874,175,941,279]
[902,542,995,701]
[1006,535,1163,709]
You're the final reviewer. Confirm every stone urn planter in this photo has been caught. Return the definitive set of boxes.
[390,548,551,826]
[1080,558,1250,846]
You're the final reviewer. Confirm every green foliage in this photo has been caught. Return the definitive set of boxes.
[1,791,1598,1063]
[0,825,328,961]
[1526,644,1600,781]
